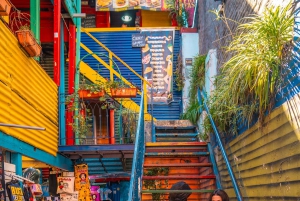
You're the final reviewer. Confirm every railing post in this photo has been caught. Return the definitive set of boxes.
[199,89,243,201]
[109,52,113,81]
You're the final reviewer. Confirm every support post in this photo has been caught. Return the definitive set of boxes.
[109,110,115,144]
[59,20,66,145]
[53,0,61,86]
[66,21,76,145]
[11,153,22,177]
[30,0,40,61]
[74,0,82,145]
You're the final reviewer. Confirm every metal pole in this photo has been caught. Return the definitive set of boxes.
[151,85,155,142]
[0,123,46,131]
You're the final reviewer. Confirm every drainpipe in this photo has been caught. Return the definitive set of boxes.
[30,0,40,61]
[59,20,65,145]
[54,0,61,86]
[74,0,82,145]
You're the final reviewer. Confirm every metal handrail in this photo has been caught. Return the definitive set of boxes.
[128,91,145,201]
[81,28,151,87]
[198,89,243,201]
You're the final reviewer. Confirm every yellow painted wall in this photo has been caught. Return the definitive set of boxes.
[0,20,58,156]
[141,10,171,27]
[215,96,300,200]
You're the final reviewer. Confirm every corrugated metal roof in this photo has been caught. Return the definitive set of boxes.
[80,30,182,120]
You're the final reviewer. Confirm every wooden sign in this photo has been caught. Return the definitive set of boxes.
[132,33,145,47]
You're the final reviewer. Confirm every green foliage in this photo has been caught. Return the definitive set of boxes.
[143,167,169,201]
[174,53,184,91]
[165,0,189,27]
[181,54,206,123]
[121,109,138,143]
[208,3,294,134]
[181,100,201,124]
[189,54,206,102]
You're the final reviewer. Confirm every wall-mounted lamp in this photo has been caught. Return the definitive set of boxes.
[73,13,87,18]
[122,15,132,22]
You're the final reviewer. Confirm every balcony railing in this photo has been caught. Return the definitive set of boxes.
[61,95,139,146]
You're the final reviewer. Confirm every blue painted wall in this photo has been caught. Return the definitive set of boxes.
[81,30,182,120]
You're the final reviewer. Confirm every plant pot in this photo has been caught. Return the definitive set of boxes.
[0,0,12,16]
[79,89,105,99]
[16,30,42,57]
[110,88,137,98]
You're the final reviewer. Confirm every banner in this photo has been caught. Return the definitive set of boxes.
[142,30,174,104]
[96,0,167,11]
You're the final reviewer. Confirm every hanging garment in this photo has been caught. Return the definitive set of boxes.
[23,186,34,201]
[28,184,43,196]
[6,180,25,201]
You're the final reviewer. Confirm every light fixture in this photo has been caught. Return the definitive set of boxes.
[122,15,132,22]
[73,13,87,18]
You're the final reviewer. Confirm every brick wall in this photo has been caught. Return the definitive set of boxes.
[198,0,289,69]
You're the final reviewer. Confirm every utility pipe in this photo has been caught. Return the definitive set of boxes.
[0,123,45,131]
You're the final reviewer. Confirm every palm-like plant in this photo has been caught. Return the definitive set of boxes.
[209,3,294,134]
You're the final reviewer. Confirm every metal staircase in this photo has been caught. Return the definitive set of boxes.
[141,124,217,201]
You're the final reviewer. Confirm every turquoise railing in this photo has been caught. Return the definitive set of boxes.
[198,89,243,201]
[128,91,145,201]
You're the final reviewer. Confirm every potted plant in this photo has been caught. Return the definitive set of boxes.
[0,0,12,16]
[15,25,42,57]
[78,80,106,99]
[107,80,137,98]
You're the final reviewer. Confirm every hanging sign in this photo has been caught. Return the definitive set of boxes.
[132,33,146,47]
[142,30,174,104]
[0,149,5,201]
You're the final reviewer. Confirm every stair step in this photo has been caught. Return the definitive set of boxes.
[146,142,207,147]
[156,138,197,142]
[142,189,214,193]
[143,163,212,168]
[156,133,198,137]
[155,126,196,130]
[142,175,216,180]
[145,152,209,157]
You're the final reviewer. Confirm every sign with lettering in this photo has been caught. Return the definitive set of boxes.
[185,58,193,66]
[141,30,174,104]
[81,15,96,28]
[132,34,145,47]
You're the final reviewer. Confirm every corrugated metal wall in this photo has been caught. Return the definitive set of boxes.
[0,20,58,156]
[80,29,182,120]
[216,99,300,200]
